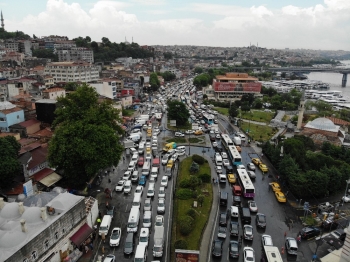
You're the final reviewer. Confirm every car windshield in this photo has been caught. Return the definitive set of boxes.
[143,218,150,223]
[258,215,266,222]
[125,241,132,248]
[231,243,238,251]
[158,202,164,207]
[245,227,252,233]
[111,231,120,239]
[250,202,256,207]
[140,236,148,242]
[156,221,163,226]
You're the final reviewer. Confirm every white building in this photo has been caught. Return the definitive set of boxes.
[44,61,99,83]
[89,78,124,99]
[56,47,94,63]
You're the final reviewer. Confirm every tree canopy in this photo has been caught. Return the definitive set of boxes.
[0,136,21,189]
[160,71,176,82]
[32,48,58,61]
[150,73,160,91]
[48,84,124,187]
[167,100,190,126]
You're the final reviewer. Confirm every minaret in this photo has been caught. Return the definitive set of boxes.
[1,11,4,30]
[297,91,305,129]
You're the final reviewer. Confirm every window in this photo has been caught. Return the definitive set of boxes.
[62,228,65,234]
[23,259,29,262]
[54,231,59,240]
[31,250,38,260]
[44,239,49,250]
[17,115,19,119]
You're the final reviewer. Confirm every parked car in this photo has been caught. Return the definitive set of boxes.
[247,163,255,171]
[175,132,185,137]
[115,180,126,192]
[299,227,321,239]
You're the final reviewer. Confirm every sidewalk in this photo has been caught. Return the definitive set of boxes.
[199,155,219,262]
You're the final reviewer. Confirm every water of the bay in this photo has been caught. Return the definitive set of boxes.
[307,60,350,97]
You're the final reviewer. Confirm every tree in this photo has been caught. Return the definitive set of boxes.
[32,48,58,61]
[163,52,173,59]
[194,67,203,74]
[140,76,144,86]
[161,71,176,81]
[203,94,208,99]
[167,100,190,126]
[64,82,79,91]
[48,84,124,187]
[150,73,160,91]
[0,137,21,189]
[229,103,239,118]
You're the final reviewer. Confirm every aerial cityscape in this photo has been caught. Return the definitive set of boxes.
[0,1,350,262]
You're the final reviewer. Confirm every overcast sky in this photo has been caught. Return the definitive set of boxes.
[1,0,349,50]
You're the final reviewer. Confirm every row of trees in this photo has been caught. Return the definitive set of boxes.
[0,136,21,189]
[262,136,350,198]
[167,100,190,126]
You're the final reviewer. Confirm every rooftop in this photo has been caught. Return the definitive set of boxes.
[304,117,340,133]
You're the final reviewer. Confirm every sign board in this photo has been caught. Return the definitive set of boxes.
[175,249,199,262]
[23,179,34,197]
[303,202,310,211]
[213,82,262,92]
[170,120,176,127]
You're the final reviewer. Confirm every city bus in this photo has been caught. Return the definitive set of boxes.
[227,145,242,165]
[236,168,255,198]
[263,246,283,262]
[221,134,234,150]
[203,114,214,125]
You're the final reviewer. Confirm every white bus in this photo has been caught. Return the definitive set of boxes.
[237,169,255,198]
[227,145,242,165]
[263,246,283,262]
[221,134,234,150]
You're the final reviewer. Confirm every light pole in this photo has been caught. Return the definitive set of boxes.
[342,179,350,205]
[188,133,191,156]
[312,236,323,261]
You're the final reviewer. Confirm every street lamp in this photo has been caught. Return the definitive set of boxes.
[342,179,350,205]
[188,133,191,156]
[312,236,324,261]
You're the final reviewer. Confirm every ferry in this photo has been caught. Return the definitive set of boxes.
[305,90,342,99]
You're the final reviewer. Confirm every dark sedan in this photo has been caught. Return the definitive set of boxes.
[230,221,239,236]
[229,240,240,258]
[299,226,321,239]
[256,213,266,228]
[219,212,228,226]
[212,239,223,257]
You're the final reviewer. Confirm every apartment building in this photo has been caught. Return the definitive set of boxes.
[56,47,94,63]
[89,78,124,99]
[42,87,66,100]
[44,61,99,83]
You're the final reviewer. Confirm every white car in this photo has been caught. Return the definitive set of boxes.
[144,198,152,211]
[248,200,258,212]
[216,165,223,174]
[171,153,179,161]
[175,132,185,137]
[243,225,254,240]
[162,155,169,165]
[212,142,218,147]
[236,164,246,170]
[161,176,168,187]
[158,186,166,199]
[216,134,221,139]
[155,215,164,227]
[176,149,186,156]
[221,152,228,159]
[131,154,138,162]
[247,163,256,171]
[122,171,132,180]
[135,185,143,195]
[130,147,137,155]
[153,129,160,136]
[217,226,227,239]
[115,180,126,191]
[223,159,230,167]
[342,195,350,202]
[185,130,194,135]
[139,228,149,247]
[157,198,166,214]
[127,161,136,172]
[243,247,255,262]
[109,227,121,247]
[247,171,256,179]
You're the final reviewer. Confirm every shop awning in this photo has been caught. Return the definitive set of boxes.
[39,172,62,187]
[70,223,94,246]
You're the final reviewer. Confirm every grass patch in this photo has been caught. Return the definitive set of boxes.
[166,137,186,144]
[189,137,203,143]
[171,157,213,258]
[122,109,135,117]
[240,122,275,141]
[167,120,192,131]
[282,115,290,122]
[213,107,229,116]
[241,110,274,123]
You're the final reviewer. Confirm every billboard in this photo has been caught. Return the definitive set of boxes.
[121,89,135,96]
[213,82,262,92]
[175,249,199,262]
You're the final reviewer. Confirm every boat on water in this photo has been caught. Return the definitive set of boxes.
[260,80,330,91]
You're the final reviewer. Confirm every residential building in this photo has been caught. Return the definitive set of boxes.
[90,78,124,99]
[0,102,25,132]
[9,119,41,138]
[35,99,57,124]
[0,192,95,262]
[56,47,94,63]
[44,61,99,83]
[121,95,133,108]
[4,40,19,52]
[42,87,66,100]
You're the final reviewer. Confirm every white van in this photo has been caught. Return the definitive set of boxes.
[138,143,145,154]
[147,183,155,198]
[219,174,227,183]
[215,154,223,166]
[134,244,147,262]
[230,206,239,218]
[124,180,132,194]
[150,167,159,179]
[142,162,151,176]
[132,194,142,209]
[142,211,152,228]
[127,207,140,233]
[99,215,112,236]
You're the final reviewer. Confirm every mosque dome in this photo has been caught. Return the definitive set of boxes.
[305,117,338,132]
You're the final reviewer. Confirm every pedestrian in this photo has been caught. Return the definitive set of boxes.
[105,170,107,176]
[108,178,111,183]
[89,243,93,251]
[96,217,101,224]
[281,246,285,255]
[98,211,102,218]
[297,235,301,243]
[113,168,115,173]
[123,156,125,162]
[212,178,215,184]
[106,201,109,209]
[102,232,106,243]
[84,245,89,253]
[284,231,287,237]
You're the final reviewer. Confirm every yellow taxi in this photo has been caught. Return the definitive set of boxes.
[146,147,151,155]
[259,163,268,172]
[167,159,174,169]
[194,130,203,135]
[270,182,281,192]
[227,173,236,184]
[236,146,242,152]
[252,158,261,165]
[275,191,287,203]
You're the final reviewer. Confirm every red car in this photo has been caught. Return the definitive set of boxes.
[138,157,144,167]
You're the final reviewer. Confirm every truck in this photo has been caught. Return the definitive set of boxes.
[124,140,137,149]
[233,136,242,146]
[163,142,177,152]
[210,124,219,131]
[153,226,164,257]
[129,133,141,142]
[155,113,162,121]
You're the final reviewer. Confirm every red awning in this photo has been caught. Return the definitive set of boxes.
[70,223,94,246]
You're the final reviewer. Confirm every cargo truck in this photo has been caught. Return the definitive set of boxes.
[163,142,177,152]
[233,136,242,146]
[153,226,164,257]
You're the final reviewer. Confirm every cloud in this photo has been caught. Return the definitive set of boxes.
[4,0,350,50]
